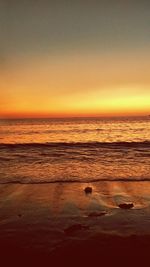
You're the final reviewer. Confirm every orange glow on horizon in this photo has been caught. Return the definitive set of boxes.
[1,109,149,119]
[1,50,150,119]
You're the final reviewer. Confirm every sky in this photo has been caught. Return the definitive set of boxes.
[0,0,150,118]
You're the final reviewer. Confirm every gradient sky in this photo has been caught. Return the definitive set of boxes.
[0,0,150,118]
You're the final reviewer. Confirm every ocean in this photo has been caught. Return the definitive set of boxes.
[0,116,150,184]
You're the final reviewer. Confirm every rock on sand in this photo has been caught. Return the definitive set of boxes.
[119,203,134,209]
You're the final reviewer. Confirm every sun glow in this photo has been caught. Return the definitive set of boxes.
[1,51,150,119]
[0,1,150,119]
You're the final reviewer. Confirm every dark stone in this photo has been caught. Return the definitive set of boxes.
[84,187,92,194]
[64,224,89,235]
[18,214,22,217]
[119,203,134,209]
[88,211,107,217]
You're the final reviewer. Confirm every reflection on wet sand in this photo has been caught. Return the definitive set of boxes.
[1,181,150,259]
[1,182,150,218]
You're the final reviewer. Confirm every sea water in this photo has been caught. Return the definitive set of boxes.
[0,116,150,184]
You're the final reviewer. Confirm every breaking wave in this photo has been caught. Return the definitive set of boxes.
[0,141,150,149]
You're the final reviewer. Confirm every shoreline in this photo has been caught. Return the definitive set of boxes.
[1,177,150,184]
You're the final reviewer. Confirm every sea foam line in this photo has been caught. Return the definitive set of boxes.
[1,178,150,184]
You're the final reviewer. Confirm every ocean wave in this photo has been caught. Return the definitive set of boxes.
[1,177,150,184]
[0,141,150,149]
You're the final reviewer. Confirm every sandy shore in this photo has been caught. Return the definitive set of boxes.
[1,181,150,266]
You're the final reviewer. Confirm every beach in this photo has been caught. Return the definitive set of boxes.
[0,117,150,265]
[1,181,150,266]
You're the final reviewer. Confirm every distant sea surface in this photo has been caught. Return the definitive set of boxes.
[0,116,150,184]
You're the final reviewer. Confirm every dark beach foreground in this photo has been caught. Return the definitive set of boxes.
[1,182,150,266]
[1,231,150,266]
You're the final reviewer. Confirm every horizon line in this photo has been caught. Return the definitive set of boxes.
[0,114,150,120]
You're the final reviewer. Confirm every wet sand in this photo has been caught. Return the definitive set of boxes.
[1,181,150,266]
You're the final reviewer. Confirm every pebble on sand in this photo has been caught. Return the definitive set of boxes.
[84,187,92,194]
[88,211,107,217]
[119,203,134,209]
[64,224,89,235]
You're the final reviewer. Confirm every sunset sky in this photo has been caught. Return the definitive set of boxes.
[0,0,150,118]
